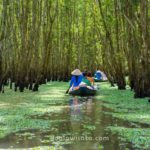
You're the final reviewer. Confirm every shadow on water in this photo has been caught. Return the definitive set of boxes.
[0,96,137,150]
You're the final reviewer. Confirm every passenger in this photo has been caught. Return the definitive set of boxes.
[95,70,102,81]
[82,72,91,86]
[87,72,94,85]
[66,69,83,93]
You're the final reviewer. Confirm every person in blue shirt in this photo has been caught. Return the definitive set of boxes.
[95,70,102,80]
[70,74,83,88]
[66,69,83,93]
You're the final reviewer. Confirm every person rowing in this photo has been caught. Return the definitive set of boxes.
[66,69,83,94]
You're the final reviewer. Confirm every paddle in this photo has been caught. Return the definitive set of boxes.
[66,87,70,94]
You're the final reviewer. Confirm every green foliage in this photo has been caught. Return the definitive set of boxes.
[97,82,150,149]
[108,127,150,149]
[0,82,150,149]
[0,82,68,139]
[97,82,150,124]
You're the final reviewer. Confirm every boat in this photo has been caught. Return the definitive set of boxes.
[94,70,108,82]
[94,78,108,82]
[69,86,97,96]
[94,78,102,82]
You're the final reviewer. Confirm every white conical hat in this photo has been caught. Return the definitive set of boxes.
[97,70,101,73]
[71,69,82,76]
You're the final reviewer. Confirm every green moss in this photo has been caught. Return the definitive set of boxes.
[97,82,150,149]
[97,82,150,124]
[0,81,150,149]
[0,82,68,139]
[107,126,150,149]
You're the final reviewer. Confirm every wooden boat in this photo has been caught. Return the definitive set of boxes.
[69,86,97,96]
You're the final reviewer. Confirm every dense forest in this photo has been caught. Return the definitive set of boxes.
[0,0,149,98]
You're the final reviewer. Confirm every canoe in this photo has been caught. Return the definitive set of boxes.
[94,78,102,82]
[69,86,97,96]
[94,78,108,82]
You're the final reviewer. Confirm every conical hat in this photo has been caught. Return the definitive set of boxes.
[71,69,82,76]
[97,70,101,73]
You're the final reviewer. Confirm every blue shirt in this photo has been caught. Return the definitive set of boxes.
[70,75,83,87]
[95,72,102,80]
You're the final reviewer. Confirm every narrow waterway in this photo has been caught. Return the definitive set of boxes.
[0,96,135,150]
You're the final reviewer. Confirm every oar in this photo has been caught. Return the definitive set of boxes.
[66,87,70,94]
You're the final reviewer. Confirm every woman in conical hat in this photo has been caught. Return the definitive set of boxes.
[66,69,83,93]
[71,69,82,76]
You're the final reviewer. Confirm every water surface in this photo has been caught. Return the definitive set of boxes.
[0,96,133,150]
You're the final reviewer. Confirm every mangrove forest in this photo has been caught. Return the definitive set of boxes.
[0,0,150,150]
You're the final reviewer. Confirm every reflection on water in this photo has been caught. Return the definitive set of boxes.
[0,96,133,150]
[69,97,94,123]
[70,97,82,122]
